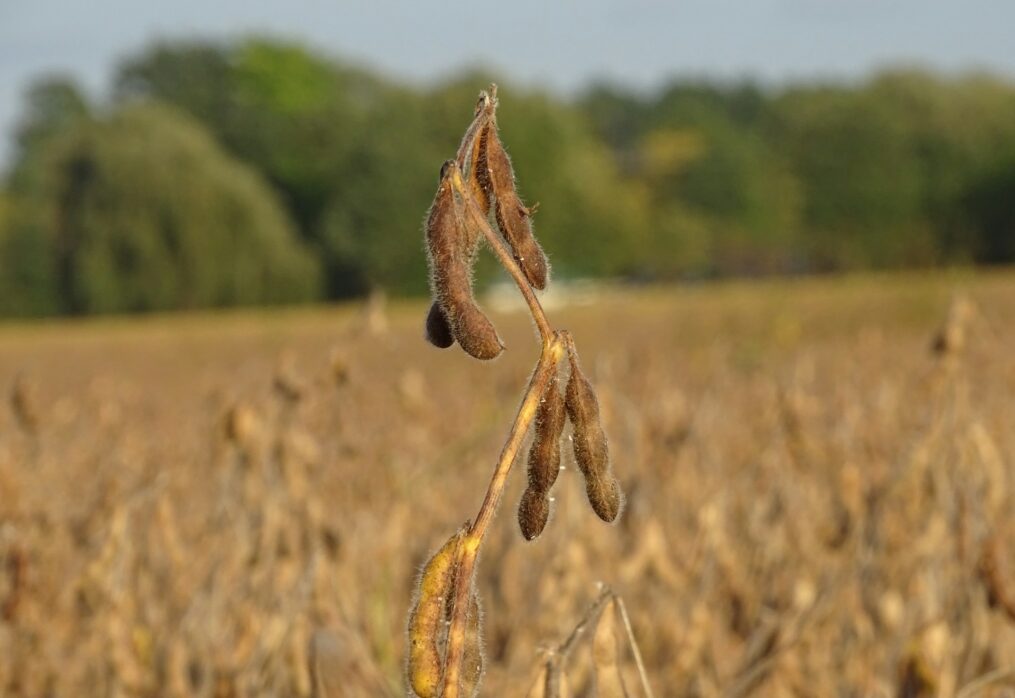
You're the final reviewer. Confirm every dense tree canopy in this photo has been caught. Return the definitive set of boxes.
[3,38,1015,318]
[1,102,318,315]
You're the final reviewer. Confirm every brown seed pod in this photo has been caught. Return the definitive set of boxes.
[407,528,464,697]
[517,487,551,541]
[455,91,496,215]
[565,346,623,523]
[424,301,454,349]
[517,375,567,540]
[425,160,504,360]
[585,472,623,523]
[477,115,550,290]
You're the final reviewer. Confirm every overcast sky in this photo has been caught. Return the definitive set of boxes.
[2,0,1014,167]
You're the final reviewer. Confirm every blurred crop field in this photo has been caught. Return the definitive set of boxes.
[1,271,1014,697]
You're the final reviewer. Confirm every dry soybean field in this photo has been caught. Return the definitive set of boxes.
[1,272,1014,697]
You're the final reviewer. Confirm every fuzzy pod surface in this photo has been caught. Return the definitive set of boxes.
[517,376,567,540]
[517,487,551,541]
[425,160,503,360]
[424,301,455,349]
[565,350,623,523]
[455,94,495,215]
[459,587,485,697]
[407,529,464,697]
[477,118,550,290]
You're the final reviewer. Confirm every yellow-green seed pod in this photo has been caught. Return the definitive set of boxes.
[407,528,464,697]
[459,588,485,697]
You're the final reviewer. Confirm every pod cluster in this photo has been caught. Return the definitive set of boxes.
[406,527,485,697]
[518,341,624,540]
[424,86,551,359]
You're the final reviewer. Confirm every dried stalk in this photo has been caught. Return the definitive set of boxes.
[439,100,562,698]
[412,84,626,698]
[441,336,565,697]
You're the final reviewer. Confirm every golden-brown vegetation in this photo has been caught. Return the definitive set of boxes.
[0,271,1013,696]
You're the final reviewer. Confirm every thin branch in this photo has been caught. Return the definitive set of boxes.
[441,334,566,697]
[451,168,554,344]
[557,584,614,660]
[541,585,615,698]
[616,596,656,698]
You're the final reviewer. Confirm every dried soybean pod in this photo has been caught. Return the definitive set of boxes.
[478,114,550,290]
[565,345,623,523]
[586,474,622,524]
[424,301,454,349]
[455,90,496,214]
[459,588,485,697]
[517,487,550,541]
[407,528,464,697]
[425,160,504,360]
[528,375,567,492]
[517,375,567,540]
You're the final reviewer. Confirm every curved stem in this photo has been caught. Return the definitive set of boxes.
[441,334,565,697]
[451,169,554,344]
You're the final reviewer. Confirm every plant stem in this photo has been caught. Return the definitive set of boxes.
[441,333,565,697]
[451,169,554,344]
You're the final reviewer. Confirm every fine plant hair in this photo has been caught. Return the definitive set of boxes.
[407,84,623,697]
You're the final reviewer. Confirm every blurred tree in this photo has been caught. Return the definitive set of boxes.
[772,85,931,268]
[21,103,320,314]
[7,75,91,190]
[8,44,1015,320]
[13,76,90,153]
[116,38,392,296]
[585,82,802,276]
[117,47,651,295]
[962,160,1015,263]
[0,193,61,316]
[0,76,91,315]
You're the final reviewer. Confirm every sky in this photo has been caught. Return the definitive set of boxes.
[2,0,1015,167]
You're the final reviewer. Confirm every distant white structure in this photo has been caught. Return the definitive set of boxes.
[482,279,610,313]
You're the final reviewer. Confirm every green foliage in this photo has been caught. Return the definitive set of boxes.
[115,44,645,296]
[5,38,1015,319]
[962,160,1015,262]
[0,194,60,316]
[8,102,319,315]
[115,39,389,295]
[7,76,91,195]
[584,70,1015,276]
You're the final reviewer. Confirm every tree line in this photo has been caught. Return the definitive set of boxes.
[2,38,1014,317]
